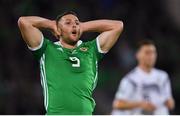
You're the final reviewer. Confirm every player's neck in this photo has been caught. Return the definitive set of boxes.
[138,64,153,73]
[59,39,77,49]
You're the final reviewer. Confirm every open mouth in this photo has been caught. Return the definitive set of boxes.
[72,30,77,35]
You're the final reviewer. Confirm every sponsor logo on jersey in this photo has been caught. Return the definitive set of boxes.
[80,47,88,52]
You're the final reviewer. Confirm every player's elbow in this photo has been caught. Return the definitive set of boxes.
[18,16,30,28]
[114,21,124,33]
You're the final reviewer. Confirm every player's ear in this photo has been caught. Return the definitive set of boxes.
[57,24,62,36]
[80,22,84,33]
[79,28,83,37]
[136,51,140,61]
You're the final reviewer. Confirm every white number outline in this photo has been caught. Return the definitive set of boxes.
[69,57,80,67]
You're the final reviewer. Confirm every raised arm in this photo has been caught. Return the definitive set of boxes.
[81,20,123,52]
[18,16,60,49]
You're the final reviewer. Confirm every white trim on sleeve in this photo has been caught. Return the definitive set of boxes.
[96,35,108,54]
[27,34,44,51]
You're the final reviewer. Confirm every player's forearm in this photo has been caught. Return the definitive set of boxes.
[81,20,123,33]
[113,100,141,110]
[18,16,54,30]
[165,98,175,110]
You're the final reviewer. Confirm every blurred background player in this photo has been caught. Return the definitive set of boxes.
[112,40,175,115]
[18,11,123,114]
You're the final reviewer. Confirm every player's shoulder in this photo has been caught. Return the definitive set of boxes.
[119,68,138,88]
[153,68,168,76]
[122,68,138,82]
[124,68,139,79]
[79,39,97,51]
[43,37,54,45]
[82,39,96,45]
[153,68,169,79]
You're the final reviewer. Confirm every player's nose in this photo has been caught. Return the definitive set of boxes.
[72,25,76,29]
[72,23,77,28]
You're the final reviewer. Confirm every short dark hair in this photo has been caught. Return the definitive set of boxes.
[136,39,155,51]
[56,11,78,25]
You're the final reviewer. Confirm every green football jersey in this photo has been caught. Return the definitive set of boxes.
[30,36,104,115]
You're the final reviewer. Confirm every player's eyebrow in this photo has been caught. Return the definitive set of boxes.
[75,19,79,22]
[64,19,71,22]
[64,19,79,23]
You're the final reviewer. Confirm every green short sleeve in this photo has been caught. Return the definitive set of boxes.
[89,37,106,61]
[28,35,48,60]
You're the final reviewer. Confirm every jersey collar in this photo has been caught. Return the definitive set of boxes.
[54,40,83,47]
[136,66,154,76]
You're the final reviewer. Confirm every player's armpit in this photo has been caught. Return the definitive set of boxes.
[96,36,108,54]
[27,34,44,51]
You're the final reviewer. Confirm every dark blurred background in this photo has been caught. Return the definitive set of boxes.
[0,0,180,114]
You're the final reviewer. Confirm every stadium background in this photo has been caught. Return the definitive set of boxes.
[0,0,180,114]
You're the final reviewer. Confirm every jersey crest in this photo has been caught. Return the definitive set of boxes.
[80,47,88,52]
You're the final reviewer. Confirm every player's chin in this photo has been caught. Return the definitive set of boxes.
[147,62,155,68]
[70,35,80,42]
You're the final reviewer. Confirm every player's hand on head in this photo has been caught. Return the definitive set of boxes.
[79,22,83,37]
[50,20,61,39]
[139,101,156,112]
